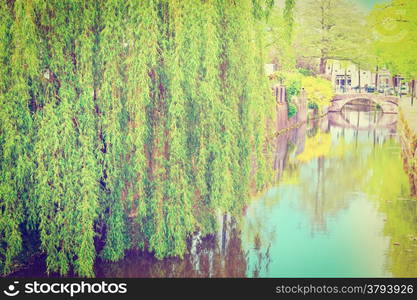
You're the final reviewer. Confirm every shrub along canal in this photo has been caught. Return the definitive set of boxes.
[11,103,417,278]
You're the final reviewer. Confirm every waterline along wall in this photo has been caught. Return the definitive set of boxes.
[0,0,276,277]
[399,112,417,196]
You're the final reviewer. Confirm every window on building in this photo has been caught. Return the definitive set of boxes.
[335,75,352,87]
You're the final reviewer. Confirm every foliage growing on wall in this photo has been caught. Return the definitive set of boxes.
[302,76,334,110]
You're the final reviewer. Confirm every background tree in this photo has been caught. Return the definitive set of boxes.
[369,0,417,100]
[294,0,367,74]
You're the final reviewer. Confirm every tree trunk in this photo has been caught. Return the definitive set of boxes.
[344,68,347,93]
[399,77,402,98]
[375,65,379,90]
[330,62,334,91]
[319,57,327,74]
[358,65,361,93]
[411,79,415,106]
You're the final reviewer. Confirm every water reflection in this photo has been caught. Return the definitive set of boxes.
[95,216,248,278]
[243,108,416,277]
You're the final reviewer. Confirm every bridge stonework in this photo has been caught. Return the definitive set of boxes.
[328,93,398,114]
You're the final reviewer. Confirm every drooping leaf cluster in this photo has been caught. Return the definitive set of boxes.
[0,0,275,276]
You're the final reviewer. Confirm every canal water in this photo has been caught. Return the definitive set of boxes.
[11,105,417,278]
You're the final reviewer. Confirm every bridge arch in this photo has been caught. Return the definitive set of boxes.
[328,93,398,114]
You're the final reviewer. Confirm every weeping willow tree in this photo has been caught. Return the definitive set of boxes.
[0,0,37,275]
[0,0,276,277]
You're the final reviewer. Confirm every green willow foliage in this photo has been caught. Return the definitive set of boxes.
[0,0,275,277]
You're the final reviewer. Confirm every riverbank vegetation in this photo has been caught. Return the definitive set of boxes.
[269,70,333,114]
[302,77,334,111]
[0,0,276,277]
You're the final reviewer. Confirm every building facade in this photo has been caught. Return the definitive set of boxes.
[325,61,392,93]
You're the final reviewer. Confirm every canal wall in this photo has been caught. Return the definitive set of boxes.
[399,98,417,196]
[275,92,308,132]
[273,90,329,137]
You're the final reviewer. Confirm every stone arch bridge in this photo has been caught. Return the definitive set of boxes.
[328,93,398,114]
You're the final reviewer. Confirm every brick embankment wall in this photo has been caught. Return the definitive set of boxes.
[399,111,417,196]
[275,95,308,133]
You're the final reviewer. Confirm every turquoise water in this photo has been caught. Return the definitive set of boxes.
[242,109,416,277]
[243,179,390,277]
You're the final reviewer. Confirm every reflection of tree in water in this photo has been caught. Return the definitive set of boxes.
[362,139,417,277]
[286,110,398,234]
[95,215,248,277]
[270,109,400,235]
[241,200,275,278]
[290,118,343,232]
[272,123,306,183]
[272,132,295,182]
[307,119,320,137]
[250,233,271,278]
